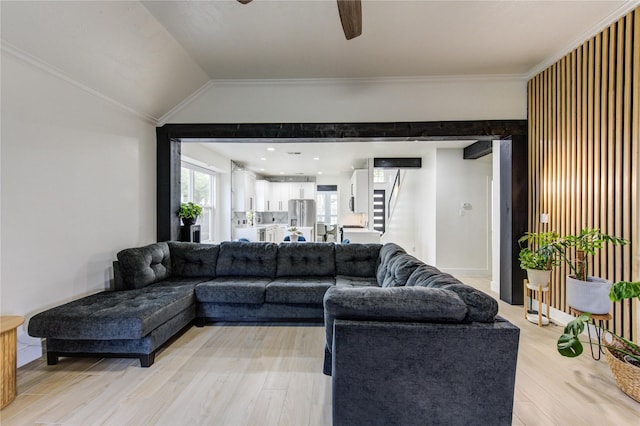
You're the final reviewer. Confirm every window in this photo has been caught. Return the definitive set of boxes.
[317,191,338,225]
[181,162,216,242]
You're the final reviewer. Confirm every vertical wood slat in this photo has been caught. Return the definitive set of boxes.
[527,7,638,341]
[632,8,640,342]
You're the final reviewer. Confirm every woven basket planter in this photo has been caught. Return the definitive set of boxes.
[604,337,640,403]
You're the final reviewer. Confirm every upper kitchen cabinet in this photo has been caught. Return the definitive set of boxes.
[255,180,269,212]
[269,182,289,211]
[233,171,256,212]
[288,182,316,200]
[351,169,369,213]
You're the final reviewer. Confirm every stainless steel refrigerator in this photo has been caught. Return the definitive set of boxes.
[288,199,316,227]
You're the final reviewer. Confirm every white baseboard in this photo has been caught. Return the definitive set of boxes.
[17,334,43,367]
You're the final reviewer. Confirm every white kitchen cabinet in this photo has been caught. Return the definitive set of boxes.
[255,180,269,212]
[269,182,289,211]
[351,169,369,213]
[274,225,286,242]
[288,182,316,200]
[233,171,256,212]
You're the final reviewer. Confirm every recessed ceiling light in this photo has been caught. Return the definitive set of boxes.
[314,157,320,160]
[260,157,266,161]
[279,171,285,175]
[318,171,323,175]
[267,147,275,151]
[260,168,265,171]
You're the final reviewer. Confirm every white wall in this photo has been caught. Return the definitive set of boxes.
[1,50,157,366]
[380,148,437,264]
[435,149,493,276]
[166,77,526,123]
[181,144,232,242]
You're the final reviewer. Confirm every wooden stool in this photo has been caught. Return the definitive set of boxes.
[569,307,612,360]
[523,279,550,326]
[1,315,24,409]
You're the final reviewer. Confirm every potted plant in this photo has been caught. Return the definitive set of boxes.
[288,226,303,241]
[560,228,628,314]
[518,231,562,289]
[557,280,640,401]
[178,202,202,226]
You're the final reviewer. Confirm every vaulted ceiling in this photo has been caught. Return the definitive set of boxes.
[1,0,637,123]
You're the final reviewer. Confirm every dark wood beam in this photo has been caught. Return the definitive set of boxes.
[156,119,528,305]
[463,140,493,159]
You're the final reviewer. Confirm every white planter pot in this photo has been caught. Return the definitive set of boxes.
[566,275,612,315]
[526,269,551,290]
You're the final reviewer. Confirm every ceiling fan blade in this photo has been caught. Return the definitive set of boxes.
[337,0,362,40]
[237,0,253,4]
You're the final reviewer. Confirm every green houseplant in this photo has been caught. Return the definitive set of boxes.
[557,280,640,401]
[560,228,628,314]
[178,202,202,226]
[518,231,563,289]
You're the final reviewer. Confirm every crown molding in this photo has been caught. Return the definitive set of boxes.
[204,73,528,87]
[157,80,215,127]
[0,40,159,125]
[526,0,640,80]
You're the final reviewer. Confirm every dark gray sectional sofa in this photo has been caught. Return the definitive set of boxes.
[28,240,519,424]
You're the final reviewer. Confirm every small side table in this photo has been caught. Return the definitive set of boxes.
[569,307,612,360]
[523,279,550,326]
[1,315,24,409]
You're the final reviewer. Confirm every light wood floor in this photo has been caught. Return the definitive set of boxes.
[2,277,640,425]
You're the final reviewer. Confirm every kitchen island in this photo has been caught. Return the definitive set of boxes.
[233,225,314,242]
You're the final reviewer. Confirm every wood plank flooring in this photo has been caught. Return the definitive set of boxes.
[2,277,639,425]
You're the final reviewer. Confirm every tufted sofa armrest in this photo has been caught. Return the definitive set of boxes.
[117,242,171,290]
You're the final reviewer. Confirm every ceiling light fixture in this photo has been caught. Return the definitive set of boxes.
[267,147,275,151]
[314,157,320,160]
[260,157,266,161]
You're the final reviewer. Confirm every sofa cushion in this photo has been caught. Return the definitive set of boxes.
[276,242,336,277]
[377,253,423,288]
[266,277,335,304]
[168,242,219,278]
[375,243,408,285]
[117,242,172,289]
[335,244,382,277]
[195,278,270,304]
[335,275,379,287]
[405,264,447,287]
[28,280,199,340]
[409,272,499,322]
[216,241,278,278]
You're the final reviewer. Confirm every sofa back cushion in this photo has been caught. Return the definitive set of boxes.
[409,271,498,322]
[377,253,424,288]
[168,242,219,278]
[277,242,336,277]
[375,243,406,284]
[117,242,171,290]
[405,264,446,287]
[335,244,382,278]
[216,241,278,278]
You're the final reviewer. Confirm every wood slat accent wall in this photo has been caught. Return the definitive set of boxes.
[528,7,639,340]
